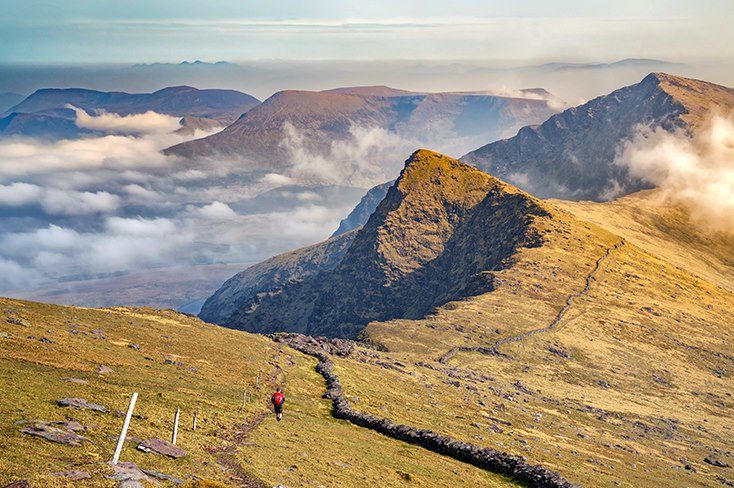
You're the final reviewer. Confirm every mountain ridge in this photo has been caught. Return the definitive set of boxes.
[201,149,579,338]
[460,72,734,200]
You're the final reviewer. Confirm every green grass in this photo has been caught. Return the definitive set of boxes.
[0,298,521,487]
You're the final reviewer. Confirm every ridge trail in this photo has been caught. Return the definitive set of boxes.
[439,240,625,364]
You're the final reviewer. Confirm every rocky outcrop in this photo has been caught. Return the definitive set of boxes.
[137,438,186,458]
[273,334,577,488]
[19,421,90,446]
[56,397,109,412]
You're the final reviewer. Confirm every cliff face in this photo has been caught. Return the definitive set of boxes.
[461,73,734,200]
[202,150,556,338]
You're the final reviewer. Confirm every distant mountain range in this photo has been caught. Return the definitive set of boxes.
[461,73,734,200]
[165,85,561,171]
[0,86,260,139]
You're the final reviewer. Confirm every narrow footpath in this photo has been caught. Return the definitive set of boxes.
[439,240,624,364]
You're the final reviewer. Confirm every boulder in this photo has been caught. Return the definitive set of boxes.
[56,397,109,413]
[137,438,186,459]
[20,422,89,446]
[97,365,114,374]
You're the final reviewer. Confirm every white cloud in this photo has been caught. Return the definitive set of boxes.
[187,201,238,220]
[40,189,120,215]
[0,183,120,215]
[280,122,416,186]
[105,216,177,236]
[260,173,296,186]
[0,132,194,180]
[0,182,43,206]
[70,106,182,135]
[616,112,734,234]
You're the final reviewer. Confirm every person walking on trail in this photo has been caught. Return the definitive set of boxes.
[271,387,285,421]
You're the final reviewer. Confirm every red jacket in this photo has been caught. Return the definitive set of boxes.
[272,392,285,406]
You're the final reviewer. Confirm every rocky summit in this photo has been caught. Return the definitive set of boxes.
[202,149,578,338]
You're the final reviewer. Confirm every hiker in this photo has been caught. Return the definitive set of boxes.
[271,387,285,421]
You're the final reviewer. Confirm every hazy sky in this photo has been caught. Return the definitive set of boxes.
[1,0,733,64]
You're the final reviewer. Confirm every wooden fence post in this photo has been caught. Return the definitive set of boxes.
[172,407,180,445]
[112,392,138,465]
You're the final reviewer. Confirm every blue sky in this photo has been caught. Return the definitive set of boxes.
[1,0,733,63]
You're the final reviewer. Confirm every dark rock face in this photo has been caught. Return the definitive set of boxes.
[274,334,577,488]
[461,73,734,201]
[331,180,393,237]
[199,229,358,326]
[137,438,186,459]
[3,480,30,488]
[203,150,552,339]
[56,397,109,412]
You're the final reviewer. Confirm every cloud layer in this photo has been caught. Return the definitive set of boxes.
[617,112,734,234]
[0,112,364,295]
[70,106,183,134]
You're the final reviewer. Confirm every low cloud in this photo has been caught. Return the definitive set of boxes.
[187,201,238,219]
[0,182,120,215]
[616,112,734,234]
[280,122,417,186]
[70,106,182,135]
[41,189,120,215]
[260,173,296,186]
[0,182,43,206]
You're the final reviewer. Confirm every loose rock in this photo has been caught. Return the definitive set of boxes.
[705,456,731,468]
[56,397,109,413]
[20,421,89,446]
[51,470,91,480]
[137,438,186,458]
[142,469,184,484]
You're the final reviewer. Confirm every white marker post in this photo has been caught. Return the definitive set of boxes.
[112,392,138,465]
[193,410,198,431]
[172,407,180,445]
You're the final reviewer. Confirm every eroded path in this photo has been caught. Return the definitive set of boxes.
[439,240,625,364]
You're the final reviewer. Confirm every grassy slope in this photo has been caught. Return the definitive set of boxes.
[553,190,734,292]
[357,203,734,487]
[0,298,518,487]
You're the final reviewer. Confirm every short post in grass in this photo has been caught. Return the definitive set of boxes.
[172,407,180,445]
[112,392,138,465]
[193,410,198,431]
